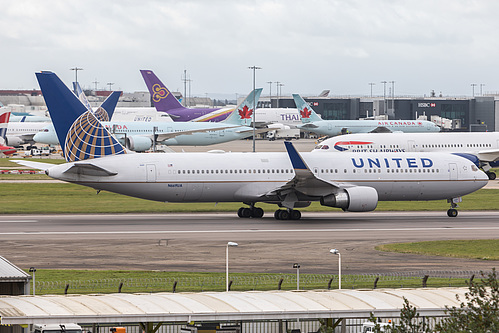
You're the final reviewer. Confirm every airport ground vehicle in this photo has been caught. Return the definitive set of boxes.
[33,323,82,333]
[266,127,300,141]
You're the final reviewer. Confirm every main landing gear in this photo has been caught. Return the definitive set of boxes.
[274,209,301,220]
[237,205,264,218]
[447,197,461,217]
[486,171,497,180]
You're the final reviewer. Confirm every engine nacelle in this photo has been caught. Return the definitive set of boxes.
[320,186,378,212]
[5,136,24,147]
[125,136,153,152]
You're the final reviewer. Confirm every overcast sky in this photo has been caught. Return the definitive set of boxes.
[1,0,498,98]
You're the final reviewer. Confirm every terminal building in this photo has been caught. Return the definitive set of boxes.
[271,95,498,132]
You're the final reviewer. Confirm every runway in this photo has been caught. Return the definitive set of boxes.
[1,211,498,274]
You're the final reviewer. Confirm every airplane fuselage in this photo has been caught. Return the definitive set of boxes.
[46,151,488,204]
[299,119,440,136]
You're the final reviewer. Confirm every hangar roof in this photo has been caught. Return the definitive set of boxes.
[0,288,466,324]
[0,257,31,282]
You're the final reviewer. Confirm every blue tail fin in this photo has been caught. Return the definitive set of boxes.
[36,71,126,162]
[223,88,263,126]
[72,82,120,121]
[292,94,322,123]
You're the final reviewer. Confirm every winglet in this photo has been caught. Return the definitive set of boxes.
[284,141,308,171]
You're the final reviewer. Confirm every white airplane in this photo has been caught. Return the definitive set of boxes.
[312,132,499,180]
[6,90,121,148]
[15,71,488,219]
[34,88,264,150]
[293,94,441,136]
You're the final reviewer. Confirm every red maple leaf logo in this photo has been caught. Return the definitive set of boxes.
[238,105,253,119]
[300,107,311,118]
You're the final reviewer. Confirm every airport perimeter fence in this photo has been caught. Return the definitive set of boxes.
[34,270,488,295]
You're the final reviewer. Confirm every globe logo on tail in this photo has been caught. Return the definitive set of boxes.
[152,84,169,102]
[93,107,110,122]
[64,111,126,162]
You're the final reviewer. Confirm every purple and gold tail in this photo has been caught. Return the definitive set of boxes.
[36,71,126,162]
[140,69,185,112]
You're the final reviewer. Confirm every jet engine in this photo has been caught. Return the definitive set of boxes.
[5,136,24,147]
[125,136,154,152]
[320,186,378,212]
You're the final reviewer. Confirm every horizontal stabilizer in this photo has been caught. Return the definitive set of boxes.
[63,163,118,176]
[11,160,54,170]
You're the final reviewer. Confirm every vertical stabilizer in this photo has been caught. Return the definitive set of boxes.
[0,109,10,141]
[140,69,185,111]
[36,71,126,162]
[292,94,323,123]
[223,88,263,126]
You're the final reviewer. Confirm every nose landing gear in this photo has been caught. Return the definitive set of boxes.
[447,197,461,217]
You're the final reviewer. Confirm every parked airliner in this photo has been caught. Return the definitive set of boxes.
[34,88,263,150]
[313,132,499,180]
[293,94,441,136]
[15,71,489,219]
[6,89,121,148]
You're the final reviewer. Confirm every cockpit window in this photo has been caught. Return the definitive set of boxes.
[314,145,323,150]
[321,145,329,150]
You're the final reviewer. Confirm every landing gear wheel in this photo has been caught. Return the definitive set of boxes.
[237,207,251,218]
[290,210,301,220]
[447,209,458,217]
[486,171,497,180]
[237,207,244,218]
[274,210,282,220]
[252,207,264,218]
[279,210,290,220]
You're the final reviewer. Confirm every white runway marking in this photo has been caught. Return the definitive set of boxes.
[1,226,499,235]
[0,220,38,223]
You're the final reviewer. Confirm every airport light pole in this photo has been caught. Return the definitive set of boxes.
[267,81,273,106]
[70,67,83,94]
[471,83,477,97]
[368,82,375,98]
[293,263,300,290]
[480,83,485,96]
[248,66,261,152]
[381,81,387,115]
[92,79,99,92]
[226,242,238,291]
[29,267,36,296]
[107,82,114,91]
[330,249,341,289]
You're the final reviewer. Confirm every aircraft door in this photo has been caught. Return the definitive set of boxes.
[449,163,458,180]
[146,164,157,182]
[407,140,415,152]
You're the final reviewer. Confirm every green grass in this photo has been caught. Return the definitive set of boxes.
[377,239,499,260]
[0,182,498,214]
[27,269,471,294]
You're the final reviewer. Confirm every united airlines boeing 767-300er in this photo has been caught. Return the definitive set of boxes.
[293,94,441,136]
[313,132,499,180]
[16,71,488,219]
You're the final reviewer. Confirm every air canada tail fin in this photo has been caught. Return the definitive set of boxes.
[72,82,120,121]
[292,94,323,124]
[36,71,126,162]
[140,69,185,111]
[223,88,263,126]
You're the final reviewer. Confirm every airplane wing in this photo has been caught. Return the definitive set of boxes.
[155,125,239,141]
[259,142,349,210]
[368,127,393,133]
[11,160,54,170]
[476,149,499,162]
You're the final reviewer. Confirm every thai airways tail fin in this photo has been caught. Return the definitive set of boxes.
[292,94,323,124]
[140,69,185,112]
[36,71,126,162]
[223,88,263,126]
[72,82,120,121]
